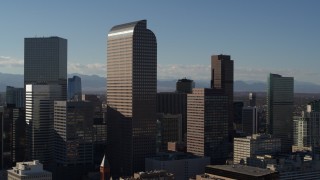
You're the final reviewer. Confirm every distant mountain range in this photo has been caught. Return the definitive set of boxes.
[1,72,320,94]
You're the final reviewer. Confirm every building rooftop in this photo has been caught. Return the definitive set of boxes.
[196,174,232,180]
[208,165,276,177]
[109,20,147,36]
[7,160,52,176]
[147,152,207,161]
[235,133,277,140]
[135,170,174,178]
[177,78,193,83]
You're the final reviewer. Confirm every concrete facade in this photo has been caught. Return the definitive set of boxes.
[7,160,52,180]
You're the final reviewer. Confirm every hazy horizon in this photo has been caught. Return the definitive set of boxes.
[1,1,320,84]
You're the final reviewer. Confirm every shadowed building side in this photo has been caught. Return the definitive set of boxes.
[267,73,294,153]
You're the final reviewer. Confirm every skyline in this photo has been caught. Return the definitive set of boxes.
[0,1,319,83]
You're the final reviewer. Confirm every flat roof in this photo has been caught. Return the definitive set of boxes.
[147,152,208,161]
[207,165,276,177]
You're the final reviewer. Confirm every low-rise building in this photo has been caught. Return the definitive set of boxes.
[233,134,281,164]
[120,170,174,180]
[248,153,320,179]
[7,160,52,180]
[203,165,278,180]
[146,152,210,180]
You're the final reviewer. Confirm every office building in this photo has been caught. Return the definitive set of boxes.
[0,106,12,170]
[24,37,67,167]
[145,152,210,180]
[211,54,234,140]
[13,108,26,163]
[6,86,24,108]
[267,73,293,153]
[250,153,320,179]
[187,88,229,164]
[68,75,82,100]
[106,20,157,176]
[233,101,244,131]
[0,106,26,171]
[293,112,311,149]
[25,84,62,166]
[293,109,320,151]
[0,106,10,171]
[82,94,104,121]
[10,107,26,164]
[176,78,195,93]
[7,160,52,180]
[24,37,67,99]
[0,93,5,106]
[54,101,94,165]
[157,92,187,142]
[242,107,258,135]
[233,134,281,164]
[249,92,256,107]
[308,99,320,112]
[156,113,182,152]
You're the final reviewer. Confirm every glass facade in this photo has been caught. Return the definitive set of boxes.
[267,74,294,153]
[54,101,94,165]
[67,76,82,100]
[24,37,67,99]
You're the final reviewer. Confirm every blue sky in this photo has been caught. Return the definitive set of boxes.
[0,1,319,83]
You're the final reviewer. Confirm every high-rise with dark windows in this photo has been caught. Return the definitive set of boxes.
[24,37,67,167]
[267,73,294,153]
[54,101,94,165]
[106,20,157,176]
[187,88,229,164]
[176,78,195,94]
[6,86,24,108]
[24,37,67,99]
[211,54,234,140]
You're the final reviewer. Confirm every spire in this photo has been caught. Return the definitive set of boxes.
[100,154,110,167]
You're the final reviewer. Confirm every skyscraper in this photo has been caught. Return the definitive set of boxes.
[54,101,94,165]
[267,73,294,153]
[106,20,157,176]
[24,37,67,99]
[24,37,67,166]
[293,106,320,152]
[25,84,62,165]
[187,88,229,164]
[242,107,258,135]
[176,78,195,94]
[211,54,234,140]
[68,75,82,100]
[0,106,26,170]
[157,92,187,142]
